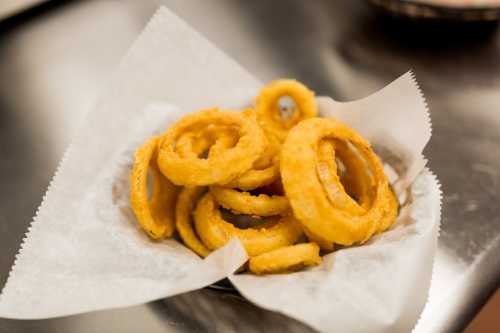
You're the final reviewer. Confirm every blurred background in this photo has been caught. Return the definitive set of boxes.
[0,0,499,332]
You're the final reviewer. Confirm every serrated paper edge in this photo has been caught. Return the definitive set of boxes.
[411,169,443,332]
[408,70,433,139]
[405,71,441,332]
[0,7,165,304]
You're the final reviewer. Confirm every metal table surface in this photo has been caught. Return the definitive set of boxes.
[1,1,499,332]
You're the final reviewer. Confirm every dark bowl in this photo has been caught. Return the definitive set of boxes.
[369,0,500,21]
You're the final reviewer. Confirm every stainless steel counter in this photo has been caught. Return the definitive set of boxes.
[1,1,499,332]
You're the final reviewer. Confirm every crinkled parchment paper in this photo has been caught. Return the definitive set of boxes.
[0,6,441,333]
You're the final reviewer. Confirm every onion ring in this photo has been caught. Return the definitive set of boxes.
[316,140,366,215]
[209,186,290,217]
[194,193,302,256]
[281,117,397,245]
[248,243,321,275]
[304,228,335,252]
[158,108,266,186]
[176,126,236,159]
[334,140,374,211]
[175,132,212,158]
[175,186,211,257]
[256,80,317,141]
[210,125,281,191]
[175,115,279,191]
[224,162,280,191]
[253,133,280,169]
[333,140,399,236]
[130,136,179,239]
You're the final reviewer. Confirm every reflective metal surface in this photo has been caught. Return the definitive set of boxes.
[1,1,499,332]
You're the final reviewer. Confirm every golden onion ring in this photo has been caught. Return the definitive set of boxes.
[304,228,335,252]
[209,125,281,191]
[175,131,212,159]
[308,139,398,245]
[175,186,211,257]
[224,162,280,191]
[130,136,179,239]
[316,140,366,215]
[334,140,374,211]
[209,186,290,217]
[333,140,399,236]
[194,193,302,256]
[248,243,322,275]
[252,133,280,169]
[317,139,395,244]
[281,117,397,245]
[256,79,317,141]
[158,108,266,186]
[175,126,237,159]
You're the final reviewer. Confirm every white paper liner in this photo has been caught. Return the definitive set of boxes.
[0,7,441,333]
[230,169,441,333]
[0,6,259,319]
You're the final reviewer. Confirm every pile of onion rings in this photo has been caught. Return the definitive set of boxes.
[130,79,399,275]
